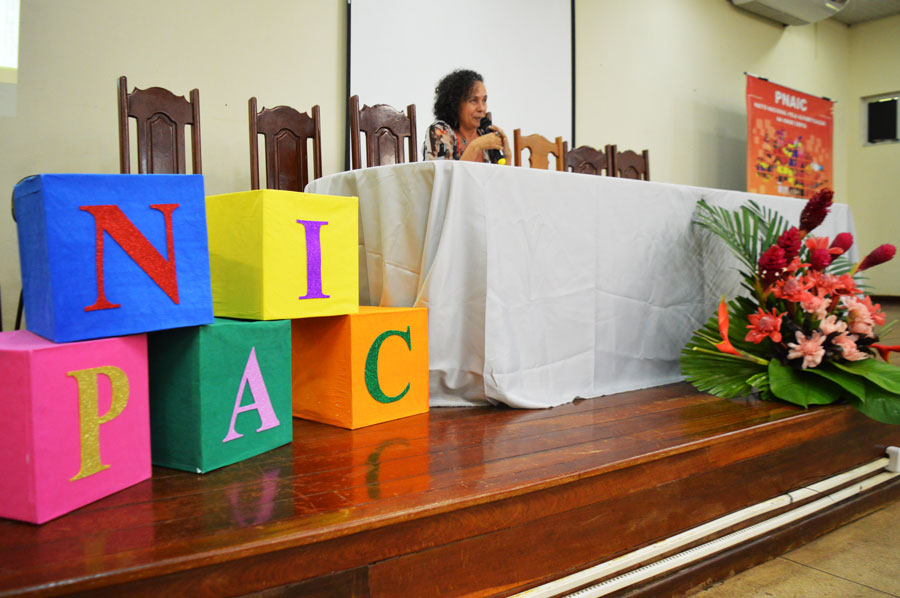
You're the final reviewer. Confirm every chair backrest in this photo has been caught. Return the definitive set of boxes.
[513,129,566,171]
[349,95,417,169]
[613,147,650,181]
[9,184,23,330]
[118,75,201,174]
[566,144,616,176]
[249,98,322,191]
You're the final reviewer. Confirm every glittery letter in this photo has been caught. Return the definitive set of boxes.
[364,326,412,404]
[67,366,130,481]
[80,204,180,311]
[223,347,281,442]
[296,219,330,300]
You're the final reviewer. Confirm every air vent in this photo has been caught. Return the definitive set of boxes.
[730,0,848,25]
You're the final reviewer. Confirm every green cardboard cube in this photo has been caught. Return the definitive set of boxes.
[149,318,292,473]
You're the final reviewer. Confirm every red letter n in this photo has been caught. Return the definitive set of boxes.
[80,204,180,311]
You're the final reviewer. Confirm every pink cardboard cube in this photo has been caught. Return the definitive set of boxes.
[0,330,151,524]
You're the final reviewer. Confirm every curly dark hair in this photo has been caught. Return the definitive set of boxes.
[433,69,484,130]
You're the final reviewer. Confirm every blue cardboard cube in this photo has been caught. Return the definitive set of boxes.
[13,174,213,342]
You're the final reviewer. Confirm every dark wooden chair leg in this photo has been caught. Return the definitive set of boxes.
[16,289,23,330]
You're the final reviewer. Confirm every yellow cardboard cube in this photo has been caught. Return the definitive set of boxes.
[206,190,358,320]
[292,306,429,429]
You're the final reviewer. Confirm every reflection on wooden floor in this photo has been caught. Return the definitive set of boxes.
[2,382,899,597]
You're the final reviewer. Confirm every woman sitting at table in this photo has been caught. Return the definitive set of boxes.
[423,69,511,163]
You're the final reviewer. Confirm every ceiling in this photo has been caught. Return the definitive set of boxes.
[832,0,900,24]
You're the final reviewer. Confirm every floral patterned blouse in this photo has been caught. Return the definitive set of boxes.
[423,120,490,162]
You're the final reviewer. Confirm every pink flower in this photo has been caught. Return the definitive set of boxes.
[745,307,785,343]
[858,244,896,272]
[859,295,886,326]
[787,330,826,369]
[800,290,829,320]
[799,188,833,234]
[830,233,853,254]
[818,314,848,336]
[841,296,875,337]
[832,332,869,361]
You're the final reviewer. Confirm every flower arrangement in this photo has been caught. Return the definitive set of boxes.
[681,189,900,424]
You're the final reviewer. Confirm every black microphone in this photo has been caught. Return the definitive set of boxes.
[479,116,505,164]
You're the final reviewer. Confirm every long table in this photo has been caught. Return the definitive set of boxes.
[306,162,857,408]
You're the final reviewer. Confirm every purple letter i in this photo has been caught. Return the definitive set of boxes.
[296,219,330,300]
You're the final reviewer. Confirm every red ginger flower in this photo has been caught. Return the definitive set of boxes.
[805,236,843,270]
[777,227,802,261]
[834,274,861,296]
[831,232,853,254]
[745,307,785,344]
[785,256,809,274]
[758,245,786,285]
[772,275,813,302]
[799,188,834,234]
[858,244,896,272]
[809,248,833,270]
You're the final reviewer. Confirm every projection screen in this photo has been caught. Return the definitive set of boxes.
[348,0,573,165]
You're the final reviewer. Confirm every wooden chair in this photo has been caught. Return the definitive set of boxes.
[10,186,23,331]
[613,146,650,180]
[118,75,202,174]
[513,129,566,171]
[566,144,616,176]
[249,98,322,191]
[349,95,417,169]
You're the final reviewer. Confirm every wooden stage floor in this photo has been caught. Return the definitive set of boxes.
[2,382,900,597]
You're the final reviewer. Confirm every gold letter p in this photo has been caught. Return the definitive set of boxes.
[67,366,130,482]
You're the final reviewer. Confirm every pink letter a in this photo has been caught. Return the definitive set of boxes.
[223,347,281,442]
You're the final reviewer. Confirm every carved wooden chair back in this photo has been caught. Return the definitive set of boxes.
[513,129,566,171]
[9,183,24,330]
[118,75,202,174]
[249,98,322,191]
[349,95,417,169]
[613,147,650,181]
[566,144,616,176]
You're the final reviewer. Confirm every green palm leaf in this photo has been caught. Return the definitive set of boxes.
[694,198,791,283]
[682,300,769,398]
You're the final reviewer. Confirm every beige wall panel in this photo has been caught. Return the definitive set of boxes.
[0,0,346,329]
[847,15,900,295]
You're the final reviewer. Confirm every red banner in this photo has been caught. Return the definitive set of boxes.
[746,75,834,199]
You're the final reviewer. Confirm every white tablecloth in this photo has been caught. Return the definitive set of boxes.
[307,161,857,408]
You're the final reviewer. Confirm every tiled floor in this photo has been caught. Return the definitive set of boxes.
[691,298,900,598]
[690,499,900,597]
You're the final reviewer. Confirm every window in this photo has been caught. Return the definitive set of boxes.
[863,93,899,145]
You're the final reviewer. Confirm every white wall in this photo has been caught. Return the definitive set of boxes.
[1,0,898,330]
[847,15,900,294]
[0,0,347,330]
[575,0,850,195]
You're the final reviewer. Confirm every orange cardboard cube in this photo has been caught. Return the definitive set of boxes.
[292,306,428,429]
